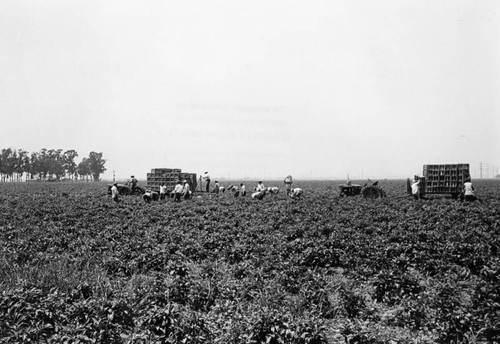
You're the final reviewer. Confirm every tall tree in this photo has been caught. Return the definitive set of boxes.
[77,158,91,181]
[38,148,50,180]
[63,149,79,180]
[47,149,64,180]
[87,152,106,182]
[14,149,29,181]
[0,148,13,182]
[28,152,40,180]
[1,148,15,182]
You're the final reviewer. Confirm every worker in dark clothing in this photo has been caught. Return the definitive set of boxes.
[130,175,138,193]
[284,175,293,196]
[143,189,153,203]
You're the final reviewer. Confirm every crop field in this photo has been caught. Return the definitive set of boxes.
[0,180,499,343]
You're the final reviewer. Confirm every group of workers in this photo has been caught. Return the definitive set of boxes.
[143,179,192,203]
[204,173,303,200]
[110,173,303,203]
[411,177,477,202]
[112,173,479,204]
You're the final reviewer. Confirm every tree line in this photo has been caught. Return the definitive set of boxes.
[0,148,106,182]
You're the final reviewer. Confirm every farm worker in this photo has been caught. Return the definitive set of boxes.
[462,178,477,202]
[130,175,138,193]
[159,184,167,200]
[411,178,421,200]
[182,180,191,200]
[255,181,266,192]
[240,183,246,196]
[267,186,279,194]
[227,185,239,197]
[251,189,266,200]
[290,188,303,200]
[284,175,293,196]
[172,181,183,202]
[152,191,159,201]
[111,183,119,202]
[212,181,220,194]
[143,189,153,203]
[203,172,211,193]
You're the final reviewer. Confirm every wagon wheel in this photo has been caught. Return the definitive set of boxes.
[362,186,386,199]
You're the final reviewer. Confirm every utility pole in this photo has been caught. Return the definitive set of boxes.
[479,162,483,179]
[113,170,115,183]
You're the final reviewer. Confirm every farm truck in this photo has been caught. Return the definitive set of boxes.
[407,163,470,199]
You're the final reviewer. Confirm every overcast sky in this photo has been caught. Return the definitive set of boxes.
[1,0,499,180]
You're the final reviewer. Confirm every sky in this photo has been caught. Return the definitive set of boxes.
[1,0,499,180]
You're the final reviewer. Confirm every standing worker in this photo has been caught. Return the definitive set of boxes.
[240,183,246,196]
[411,177,421,200]
[462,178,477,202]
[172,181,183,202]
[159,183,167,200]
[203,172,211,193]
[284,175,293,196]
[130,175,138,193]
[182,180,192,200]
[111,183,119,202]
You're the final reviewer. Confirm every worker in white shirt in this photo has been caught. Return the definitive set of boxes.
[255,181,266,192]
[240,183,246,196]
[182,180,191,200]
[172,181,183,202]
[411,178,421,200]
[159,184,167,200]
[252,189,266,200]
[462,178,477,202]
[203,172,211,193]
[111,183,119,202]
[290,188,303,200]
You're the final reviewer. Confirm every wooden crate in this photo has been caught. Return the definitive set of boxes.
[422,164,470,196]
[146,168,197,193]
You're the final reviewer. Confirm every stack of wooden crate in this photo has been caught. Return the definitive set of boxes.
[422,164,470,195]
[146,168,197,193]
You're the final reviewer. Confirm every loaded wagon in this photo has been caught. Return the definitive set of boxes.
[408,163,470,198]
[146,168,197,193]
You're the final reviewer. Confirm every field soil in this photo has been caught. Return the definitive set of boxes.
[1,180,499,343]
